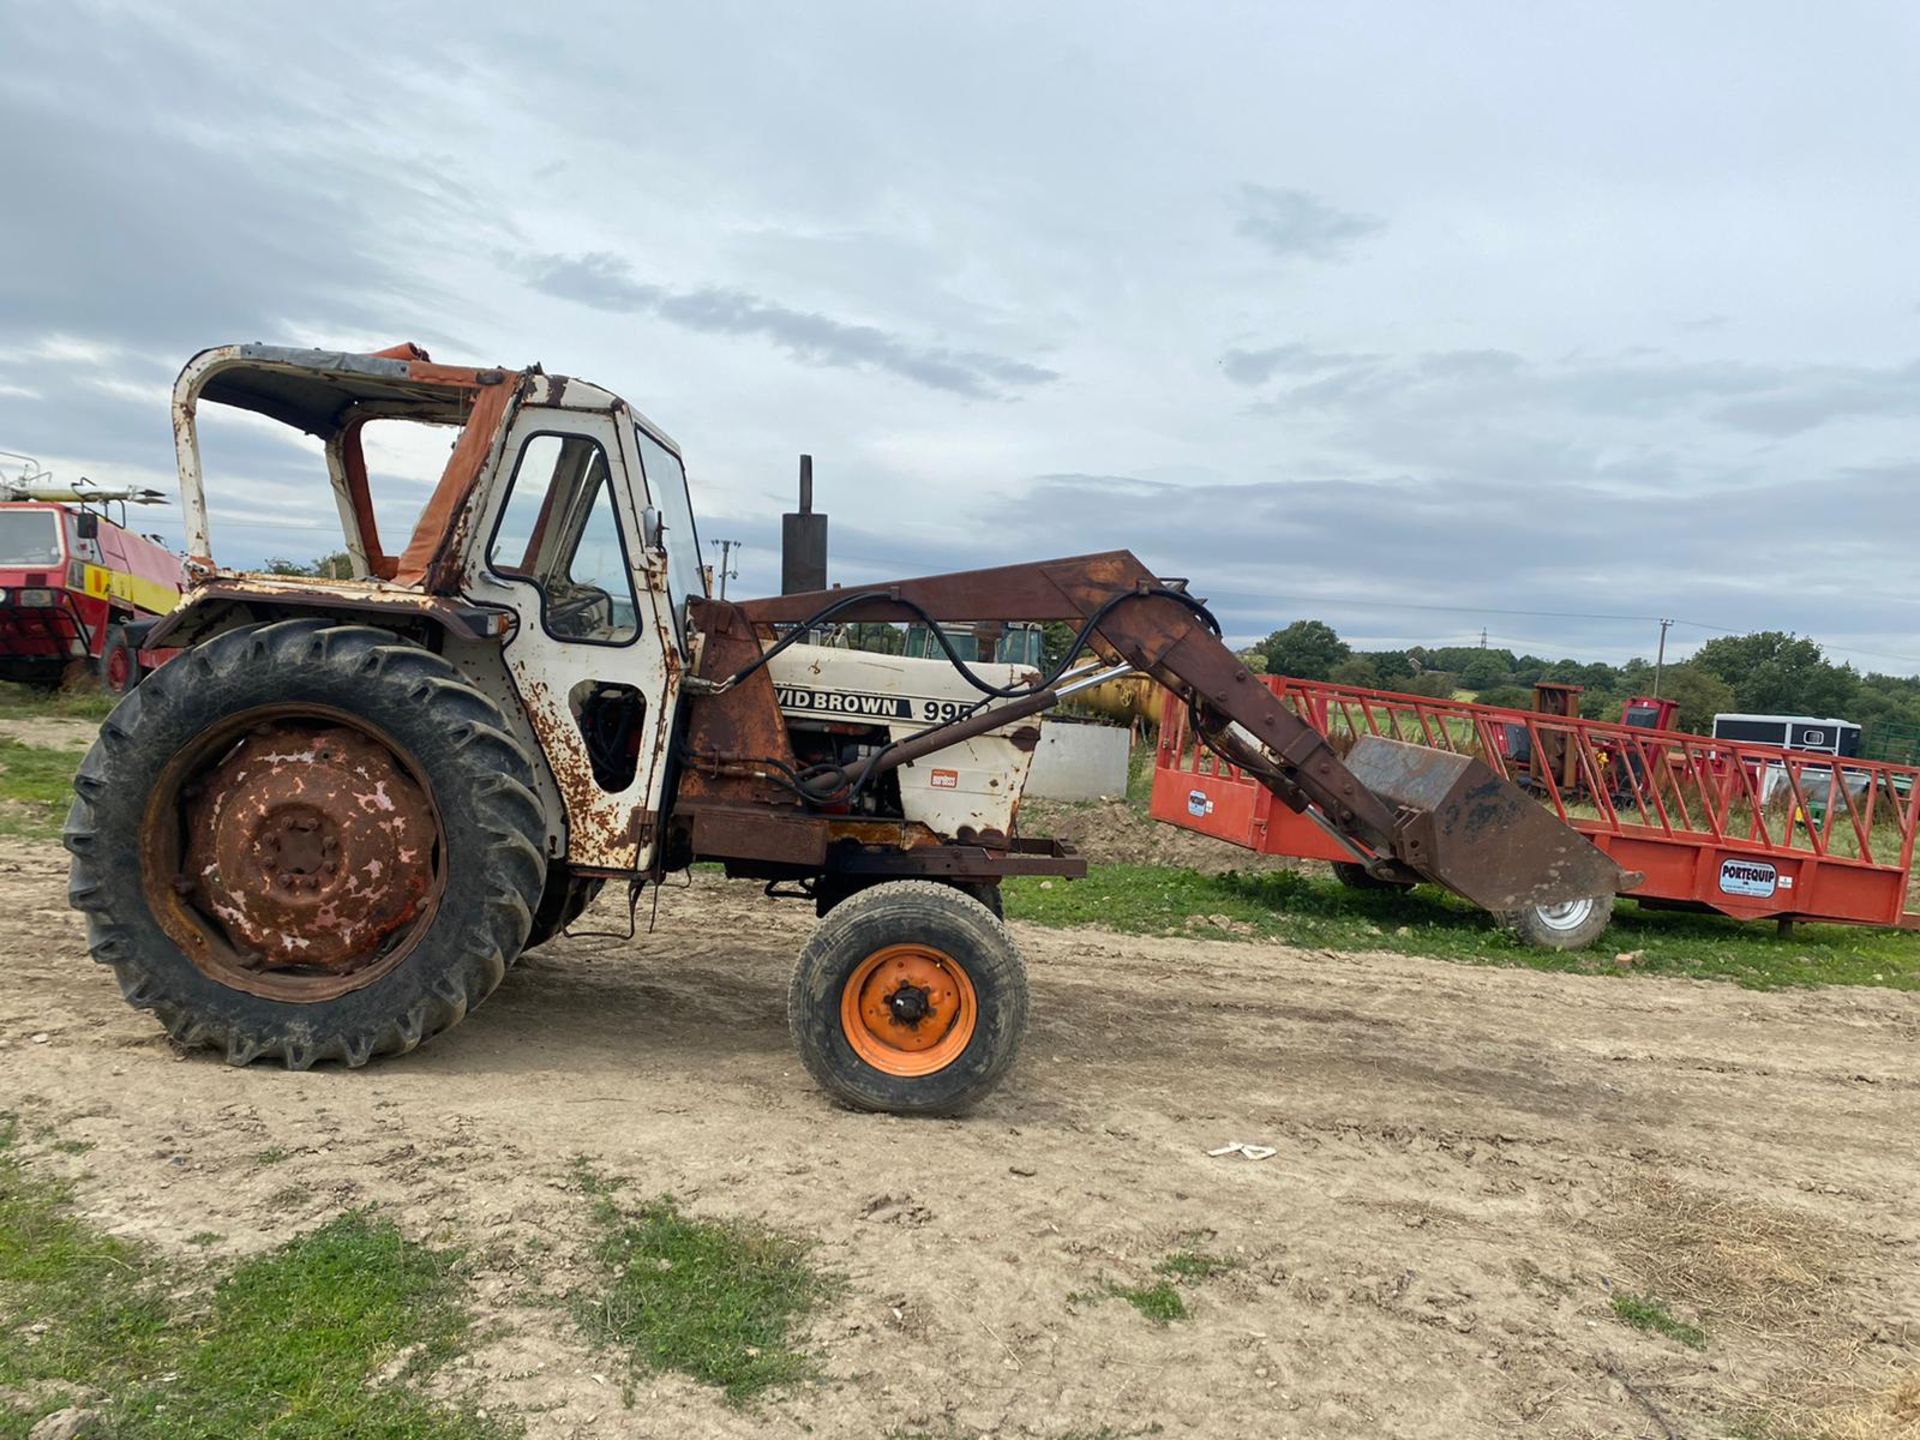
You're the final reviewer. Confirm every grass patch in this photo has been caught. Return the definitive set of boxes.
[0,1117,174,1404]
[0,1112,509,1438]
[256,1146,291,1167]
[0,684,116,720]
[1107,1280,1185,1324]
[1611,1292,1707,1349]
[573,1164,826,1404]
[114,1212,500,1438]
[1004,862,1920,991]
[1075,1246,1232,1326]
[1155,1249,1233,1280]
[0,739,84,842]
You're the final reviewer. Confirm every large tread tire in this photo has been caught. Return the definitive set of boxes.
[525,869,606,950]
[814,876,1004,921]
[1330,860,1415,892]
[951,881,1005,920]
[789,879,1028,1116]
[1499,893,1615,951]
[64,617,547,1069]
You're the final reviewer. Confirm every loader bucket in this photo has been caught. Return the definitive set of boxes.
[1341,735,1627,913]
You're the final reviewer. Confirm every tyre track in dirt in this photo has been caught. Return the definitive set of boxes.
[2,838,1917,1438]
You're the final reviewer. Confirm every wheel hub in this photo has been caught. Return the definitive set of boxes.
[887,983,931,1025]
[180,722,436,972]
[839,943,979,1078]
[1534,897,1596,931]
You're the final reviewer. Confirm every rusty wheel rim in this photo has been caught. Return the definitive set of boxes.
[839,943,978,1077]
[103,644,131,692]
[140,704,446,1003]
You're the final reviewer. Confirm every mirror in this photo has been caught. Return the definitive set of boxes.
[76,512,99,541]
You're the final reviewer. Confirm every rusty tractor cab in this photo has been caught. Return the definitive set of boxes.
[66,344,1630,1115]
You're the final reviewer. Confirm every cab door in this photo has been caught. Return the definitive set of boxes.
[460,405,678,872]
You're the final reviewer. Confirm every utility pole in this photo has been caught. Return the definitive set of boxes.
[1653,618,1674,696]
[1478,627,1488,649]
[708,538,741,600]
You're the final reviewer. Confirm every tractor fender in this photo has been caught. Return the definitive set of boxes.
[146,584,571,863]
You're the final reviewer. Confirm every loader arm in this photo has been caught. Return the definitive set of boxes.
[724,550,1630,911]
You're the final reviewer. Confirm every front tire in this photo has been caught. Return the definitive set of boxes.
[788,880,1028,1115]
[1500,893,1615,951]
[64,618,546,1068]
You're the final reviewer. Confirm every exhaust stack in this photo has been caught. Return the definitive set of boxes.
[780,454,828,596]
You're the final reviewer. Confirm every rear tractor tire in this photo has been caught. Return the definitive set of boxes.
[64,618,547,1069]
[788,880,1028,1116]
[1499,893,1615,951]
[525,868,607,950]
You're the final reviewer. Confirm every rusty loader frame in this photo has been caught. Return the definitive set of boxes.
[680,552,1628,917]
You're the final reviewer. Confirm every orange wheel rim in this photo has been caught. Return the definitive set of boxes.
[840,943,978,1077]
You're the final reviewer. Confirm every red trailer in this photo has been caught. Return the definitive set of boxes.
[1153,675,1920,934]
[0,464,185,693]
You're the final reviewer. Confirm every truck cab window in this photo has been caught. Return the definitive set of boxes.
[488,432,638,644]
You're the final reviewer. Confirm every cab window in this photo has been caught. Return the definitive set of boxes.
[488,432,638,644]
[632,425,705,627]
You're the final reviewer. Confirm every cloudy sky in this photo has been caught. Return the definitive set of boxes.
[4,2,1919,670]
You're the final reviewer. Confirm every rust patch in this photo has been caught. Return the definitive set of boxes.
[392,371,523,589]
[519,676,617,859]
[180,722,436,972]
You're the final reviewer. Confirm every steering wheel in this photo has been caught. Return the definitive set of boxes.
[545,584,614,638]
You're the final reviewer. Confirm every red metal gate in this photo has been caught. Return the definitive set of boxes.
[1153,677,1920,929]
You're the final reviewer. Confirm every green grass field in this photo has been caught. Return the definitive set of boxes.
[1003,863,1920,991]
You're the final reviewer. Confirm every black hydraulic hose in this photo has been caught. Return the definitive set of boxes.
[695,583,1221,810]
[705,583,1220,703]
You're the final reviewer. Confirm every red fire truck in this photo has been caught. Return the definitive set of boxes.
[0,455,185,694]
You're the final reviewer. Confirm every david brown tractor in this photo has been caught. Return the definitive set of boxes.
[64,344,1628,1114]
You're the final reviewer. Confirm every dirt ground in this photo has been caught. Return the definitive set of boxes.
[1021,793,1298,872]
[0,715,105,749]
[4,834,1919,1439]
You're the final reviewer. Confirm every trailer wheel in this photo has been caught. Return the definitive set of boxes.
[788,880,1028,1115]
[64,618,546,1068]
[1330,860,1415,892]
[99,626,140,696]
[1500,894,1615,951]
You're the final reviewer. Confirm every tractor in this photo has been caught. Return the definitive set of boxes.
[64,343,1628,1114]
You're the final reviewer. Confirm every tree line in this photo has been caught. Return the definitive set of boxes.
[1248,619,1920,755]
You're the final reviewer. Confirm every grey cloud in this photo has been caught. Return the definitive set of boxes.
[1232,342,1920,487]
[713,460,1920,667]
[1000,467,1920,662]
[1233,185,1383,262]
[1220,344,1381,385]
[527,252,1058,399]
[0,9,475,356]
[1711,359,1920,435]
